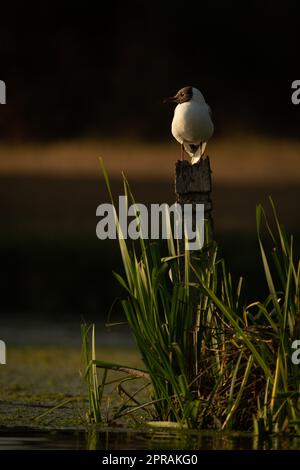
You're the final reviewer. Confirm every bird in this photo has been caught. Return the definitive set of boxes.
[164,86,214,164]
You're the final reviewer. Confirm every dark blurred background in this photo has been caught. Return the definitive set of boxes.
[0,1,299,141]
[0,1,299,328]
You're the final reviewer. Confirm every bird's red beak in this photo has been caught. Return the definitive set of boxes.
[163,95,178,104]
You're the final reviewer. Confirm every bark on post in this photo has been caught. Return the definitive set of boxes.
[175,156,213,389]
[175,157,212,226]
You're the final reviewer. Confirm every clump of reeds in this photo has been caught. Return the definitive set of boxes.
[81,161,300,435]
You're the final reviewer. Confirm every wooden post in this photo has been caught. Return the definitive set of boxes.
[175,157,213,389]
[175,157,212,226]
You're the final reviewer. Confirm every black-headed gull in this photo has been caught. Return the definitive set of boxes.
[164,86,214,164]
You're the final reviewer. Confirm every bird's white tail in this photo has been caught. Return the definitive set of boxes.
[190,142,207,164]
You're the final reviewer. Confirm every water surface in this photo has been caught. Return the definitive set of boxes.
[1,427,299,450]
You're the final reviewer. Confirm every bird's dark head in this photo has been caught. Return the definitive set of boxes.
[163,86,193,104]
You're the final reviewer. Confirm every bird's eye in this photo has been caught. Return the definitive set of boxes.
[180,92,184,96]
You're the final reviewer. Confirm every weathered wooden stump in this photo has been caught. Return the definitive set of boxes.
[175,156,213,389]
[175,157,212,226]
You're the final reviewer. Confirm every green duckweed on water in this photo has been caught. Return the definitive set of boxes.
[0,345,141,429]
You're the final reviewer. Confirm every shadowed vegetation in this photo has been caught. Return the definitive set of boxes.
[82,166,300,435]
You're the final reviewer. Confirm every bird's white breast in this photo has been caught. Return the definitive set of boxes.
[171,101,214,145]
